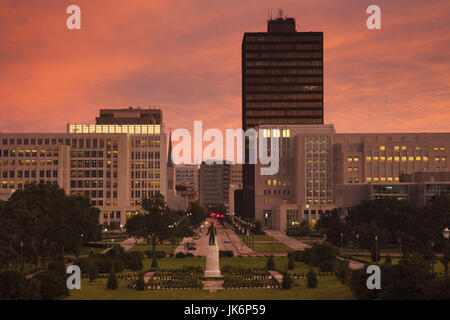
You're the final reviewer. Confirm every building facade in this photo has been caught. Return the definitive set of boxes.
[241,15,324,218]
[254,124,450,232]
[0,108,168,228]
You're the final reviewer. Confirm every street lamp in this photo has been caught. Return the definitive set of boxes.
[375,235,379,263]
[356,233,359,251]
[104,228,107,248]
[443,227,450,278]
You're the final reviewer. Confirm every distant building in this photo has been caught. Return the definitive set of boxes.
[241,14,324,219]
[198,163,231,208]
[1,107,169,227]
[175,164,199,202]
[254,124,450,232]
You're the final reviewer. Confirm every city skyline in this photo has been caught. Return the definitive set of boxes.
[1,0,449,136]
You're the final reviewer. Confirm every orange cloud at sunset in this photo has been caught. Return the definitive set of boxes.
[0,0,449,134]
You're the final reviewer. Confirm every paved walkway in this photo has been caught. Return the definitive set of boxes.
[203,280,224,293]
[175,220,253,256]
[264,230,310,251]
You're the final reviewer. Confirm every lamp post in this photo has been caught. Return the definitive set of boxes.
[340,232,343,256]
[356,233,359,253]
[375,235,379,263]
[104,227,107,248]
[443,227,449,279]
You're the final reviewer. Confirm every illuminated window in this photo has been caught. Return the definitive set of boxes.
[394,156,400,162]
[388,156,393,162]
[380,157,385,162]
[401,157,407,162]
[366,177,372,182]
[347,157,353,162]
[388,177,393,182]
[435,157,440,162]
[401,146,407,151]
[379,146,385,151]
[394,177,399,182]
[394,146,400,151]
[380,177,386,182]
[354,157,359,162]
[366,156,372,162]
[423,156,428,162]
[440,146,445,151]
[373,156,379,161]
[347,168,353,173]
[374,177,379,182]
[408,156,414,162]
[416,156,421,161]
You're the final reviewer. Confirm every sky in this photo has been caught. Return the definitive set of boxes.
[0,0,449,135]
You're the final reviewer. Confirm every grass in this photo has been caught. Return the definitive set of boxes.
[239,234,294,253]
[66,274,354,300]
[66,256,355,300]
[129,242,177,254]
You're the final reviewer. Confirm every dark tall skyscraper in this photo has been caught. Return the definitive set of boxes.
[242,16,323,129]
[239,15,323,218]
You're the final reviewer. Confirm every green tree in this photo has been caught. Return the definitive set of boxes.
[106,266,118,290]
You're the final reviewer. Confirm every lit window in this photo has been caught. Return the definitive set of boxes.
[373,156,379,161]
[401,157,407,162]
[374,177,379,182]
[354,157,359,162]
[380,177,386,182]
[408,156,414,162]
[394,146,400,151]
[440,146,445,151]
[379,146,385,151]
[388,177,393,182]
[347,157,353,162]
[394,177,399,182]
[387,156,393,162]
[366,177,372,182]
[401,146,407,151]
[423,156,428,162]
[435,157,440,162]
[380,157,385,162]
[394,157,400,162]
[416,156,421,161]
[366,156,372,162]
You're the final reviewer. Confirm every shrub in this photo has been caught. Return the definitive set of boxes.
[219,250,234,258]
[291,250,304,262]
[0,271,27,300]
[266,255,275,270]
[47,261,67,276]
[135,275,146,291]
[33,271,68,300]
[288,254,295,270]
[281,272,293,289]
[306,268,318,288]
[87,262,98,282]
[175,252,186,259]
[319,260,335,272]
[335,260,351,284]
[385,254,392,266]
[106,267,118,290]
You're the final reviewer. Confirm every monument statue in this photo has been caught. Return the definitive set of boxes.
[206,222,217,246]
[204,221,221,277]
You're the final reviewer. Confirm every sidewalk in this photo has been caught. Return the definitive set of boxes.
[264,230,310,251]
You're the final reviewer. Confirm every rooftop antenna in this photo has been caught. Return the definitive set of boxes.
[278,9,284,19]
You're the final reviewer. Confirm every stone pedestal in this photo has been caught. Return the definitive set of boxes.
[204,244,221,278]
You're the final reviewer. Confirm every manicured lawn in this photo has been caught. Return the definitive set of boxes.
[66,276,354,300]
[239,234,293,253]
[129,242,177,254]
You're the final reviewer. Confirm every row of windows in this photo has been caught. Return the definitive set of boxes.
[0,159,58,166]
[70,180,105,189]
[1,169,57,178]
[1,149,59,157]
[71,160,105,168]
[1,138,112,148]
[365,156,436,162]
[71,170,109,178]
[366,145,445,152]
[264,189,291,196]
[131,152,160,159]
[131,181,161,189]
